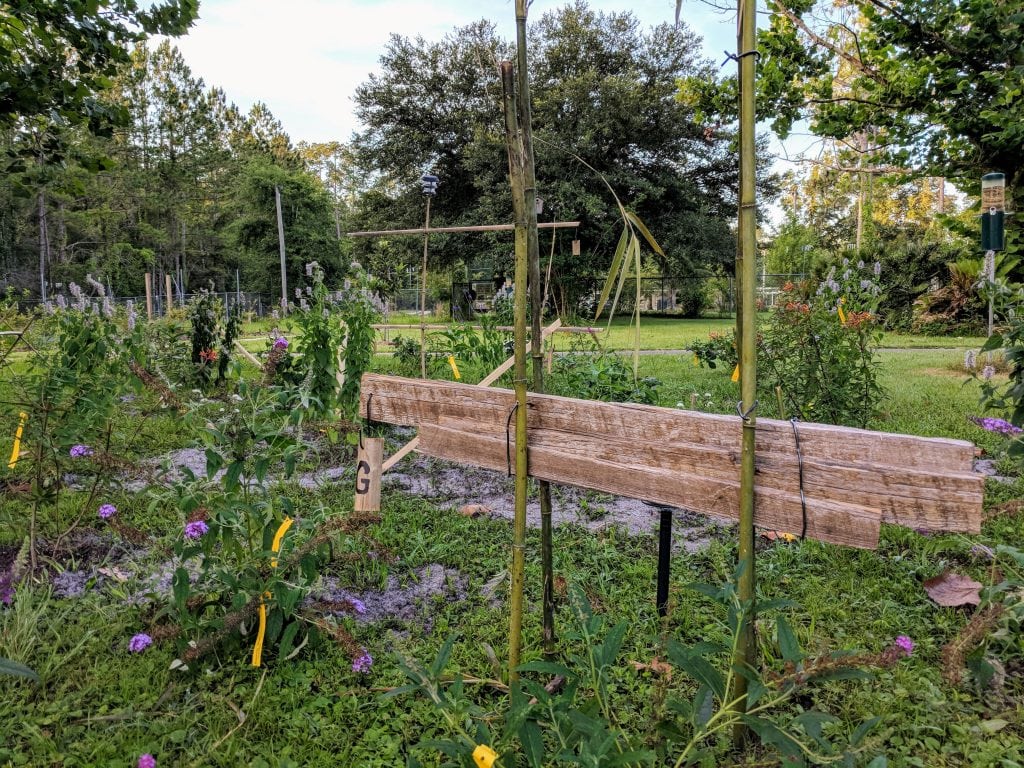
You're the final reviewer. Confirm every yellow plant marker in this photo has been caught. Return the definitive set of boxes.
[270,516,294,568]
[251,601,267,667]
[8,412,27,469]
[837,297,846,325]
[447,355,461,380]
[731,365,740,383]
[692,354,700,367]
[252,516,295,667]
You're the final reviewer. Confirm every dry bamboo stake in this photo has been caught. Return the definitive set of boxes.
[515,0,556,656]
[731,0,759,745]
[144,272,153,320]
[500,59,530,684]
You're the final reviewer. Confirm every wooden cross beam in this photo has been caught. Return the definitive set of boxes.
[359,373,984,549]
[347,221,581,237]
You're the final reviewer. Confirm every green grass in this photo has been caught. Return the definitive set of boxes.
[2,343,1022,766]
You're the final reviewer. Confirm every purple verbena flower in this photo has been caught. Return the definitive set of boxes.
[128,633,153,653]
[69,444,94,458]
[969,416,1023,436]
[351,648,373,674]
[894,635,914,656]
[184,520,209,540]
[137,754,156,768]
[349,598,366,615]
[98,503,117,519]
[273,337,289,350]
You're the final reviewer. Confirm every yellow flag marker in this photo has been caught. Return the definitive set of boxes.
[8,412,27,469]
[837,297,846,325]
[447,355,461,380]
[731,365,740,383]
[252,516,295,667]
[692,354,700,367]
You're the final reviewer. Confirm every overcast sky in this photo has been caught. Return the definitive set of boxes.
[168,0,746,144]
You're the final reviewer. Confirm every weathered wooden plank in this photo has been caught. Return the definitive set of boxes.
[361,374,975,471]
[417,424,882,548]
[359,374,983,538]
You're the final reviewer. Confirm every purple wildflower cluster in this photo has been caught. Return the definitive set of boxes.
[137,754,156,768]
[273,337,289,350]
[894,635,914,656]
[69,444,94,458]
[184,520,209,540]
[351,648,373,674]
[98,503,117,519]
[128,633,153,653]
[969,416,1023,435]
[348,598,367,615]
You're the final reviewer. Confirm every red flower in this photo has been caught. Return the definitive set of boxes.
[199,348,218,363]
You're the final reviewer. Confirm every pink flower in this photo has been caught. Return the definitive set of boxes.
[894,635,914,656]
[137,755,156,768]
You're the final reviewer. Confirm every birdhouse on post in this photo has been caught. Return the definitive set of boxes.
[981,173,1006,251]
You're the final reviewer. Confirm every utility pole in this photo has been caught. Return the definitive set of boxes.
[275,185,288,314]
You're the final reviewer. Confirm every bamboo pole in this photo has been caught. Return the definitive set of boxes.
[346,221,579,237]
[514,0,556,656]
[275,185,288,315]
[420,196,432,378]
[500,60,530,684]
[165,273,173,315]
[144,272,153,320]
[732,0,759,745]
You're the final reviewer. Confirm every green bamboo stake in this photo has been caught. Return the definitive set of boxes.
[500,60,531,683]
[514,0,557,656]
[731,0,759,747]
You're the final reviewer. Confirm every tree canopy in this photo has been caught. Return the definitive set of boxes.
[350,2,774,311]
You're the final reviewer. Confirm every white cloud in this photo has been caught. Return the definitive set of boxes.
[166,0,738,144]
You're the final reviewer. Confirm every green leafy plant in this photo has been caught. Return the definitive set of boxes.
[433,314,511,382]
[187,289,239,388]
[152,365,377,668]
[760,264,884,427]
[549,337,659,404]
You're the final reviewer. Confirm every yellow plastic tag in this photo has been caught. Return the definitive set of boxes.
[731,365,740,383]
[448,355,461,380]
[838,305,846,324]
[253,517,295,666]
[8,412,27,469]
[692,354,699,367]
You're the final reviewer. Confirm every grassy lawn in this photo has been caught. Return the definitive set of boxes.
[2,340,1021,767]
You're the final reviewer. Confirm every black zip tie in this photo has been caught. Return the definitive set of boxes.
[736,400,758,421]
[722,49,761,67]
[790,417,808,540]
[359,393,375,450]
[505,402,519,476]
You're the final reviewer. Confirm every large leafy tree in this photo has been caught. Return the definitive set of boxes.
[0,0,197,146]
[759,0,1024,245]
[351,2,767,312]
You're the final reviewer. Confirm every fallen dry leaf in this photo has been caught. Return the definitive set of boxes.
[459,503,491,518]
[924,572,983,607]
[630,657,673,680]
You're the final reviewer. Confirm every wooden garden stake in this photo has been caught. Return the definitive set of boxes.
[354,437,384,513]
[165,273,173,314]
[514,0,557,657]
[144,272,153,320]
[732,0,759,745]
[500,59,530,683]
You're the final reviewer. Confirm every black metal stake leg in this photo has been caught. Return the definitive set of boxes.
[656,505,673,617]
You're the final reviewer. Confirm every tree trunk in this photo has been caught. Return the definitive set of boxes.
[38,190,49,300]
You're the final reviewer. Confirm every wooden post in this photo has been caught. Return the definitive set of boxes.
[354,437,384,512]
[144,272,153,320]
[165,273,173,315]
[732,0,759,744]
[515,0,556,656]
[501,59,530,683]
[420,195,432,379]
[275,185,288,315]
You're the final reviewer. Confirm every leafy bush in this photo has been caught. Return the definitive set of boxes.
[549,337,659,404]
[186,289,240,388]
[760,264,884,427]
